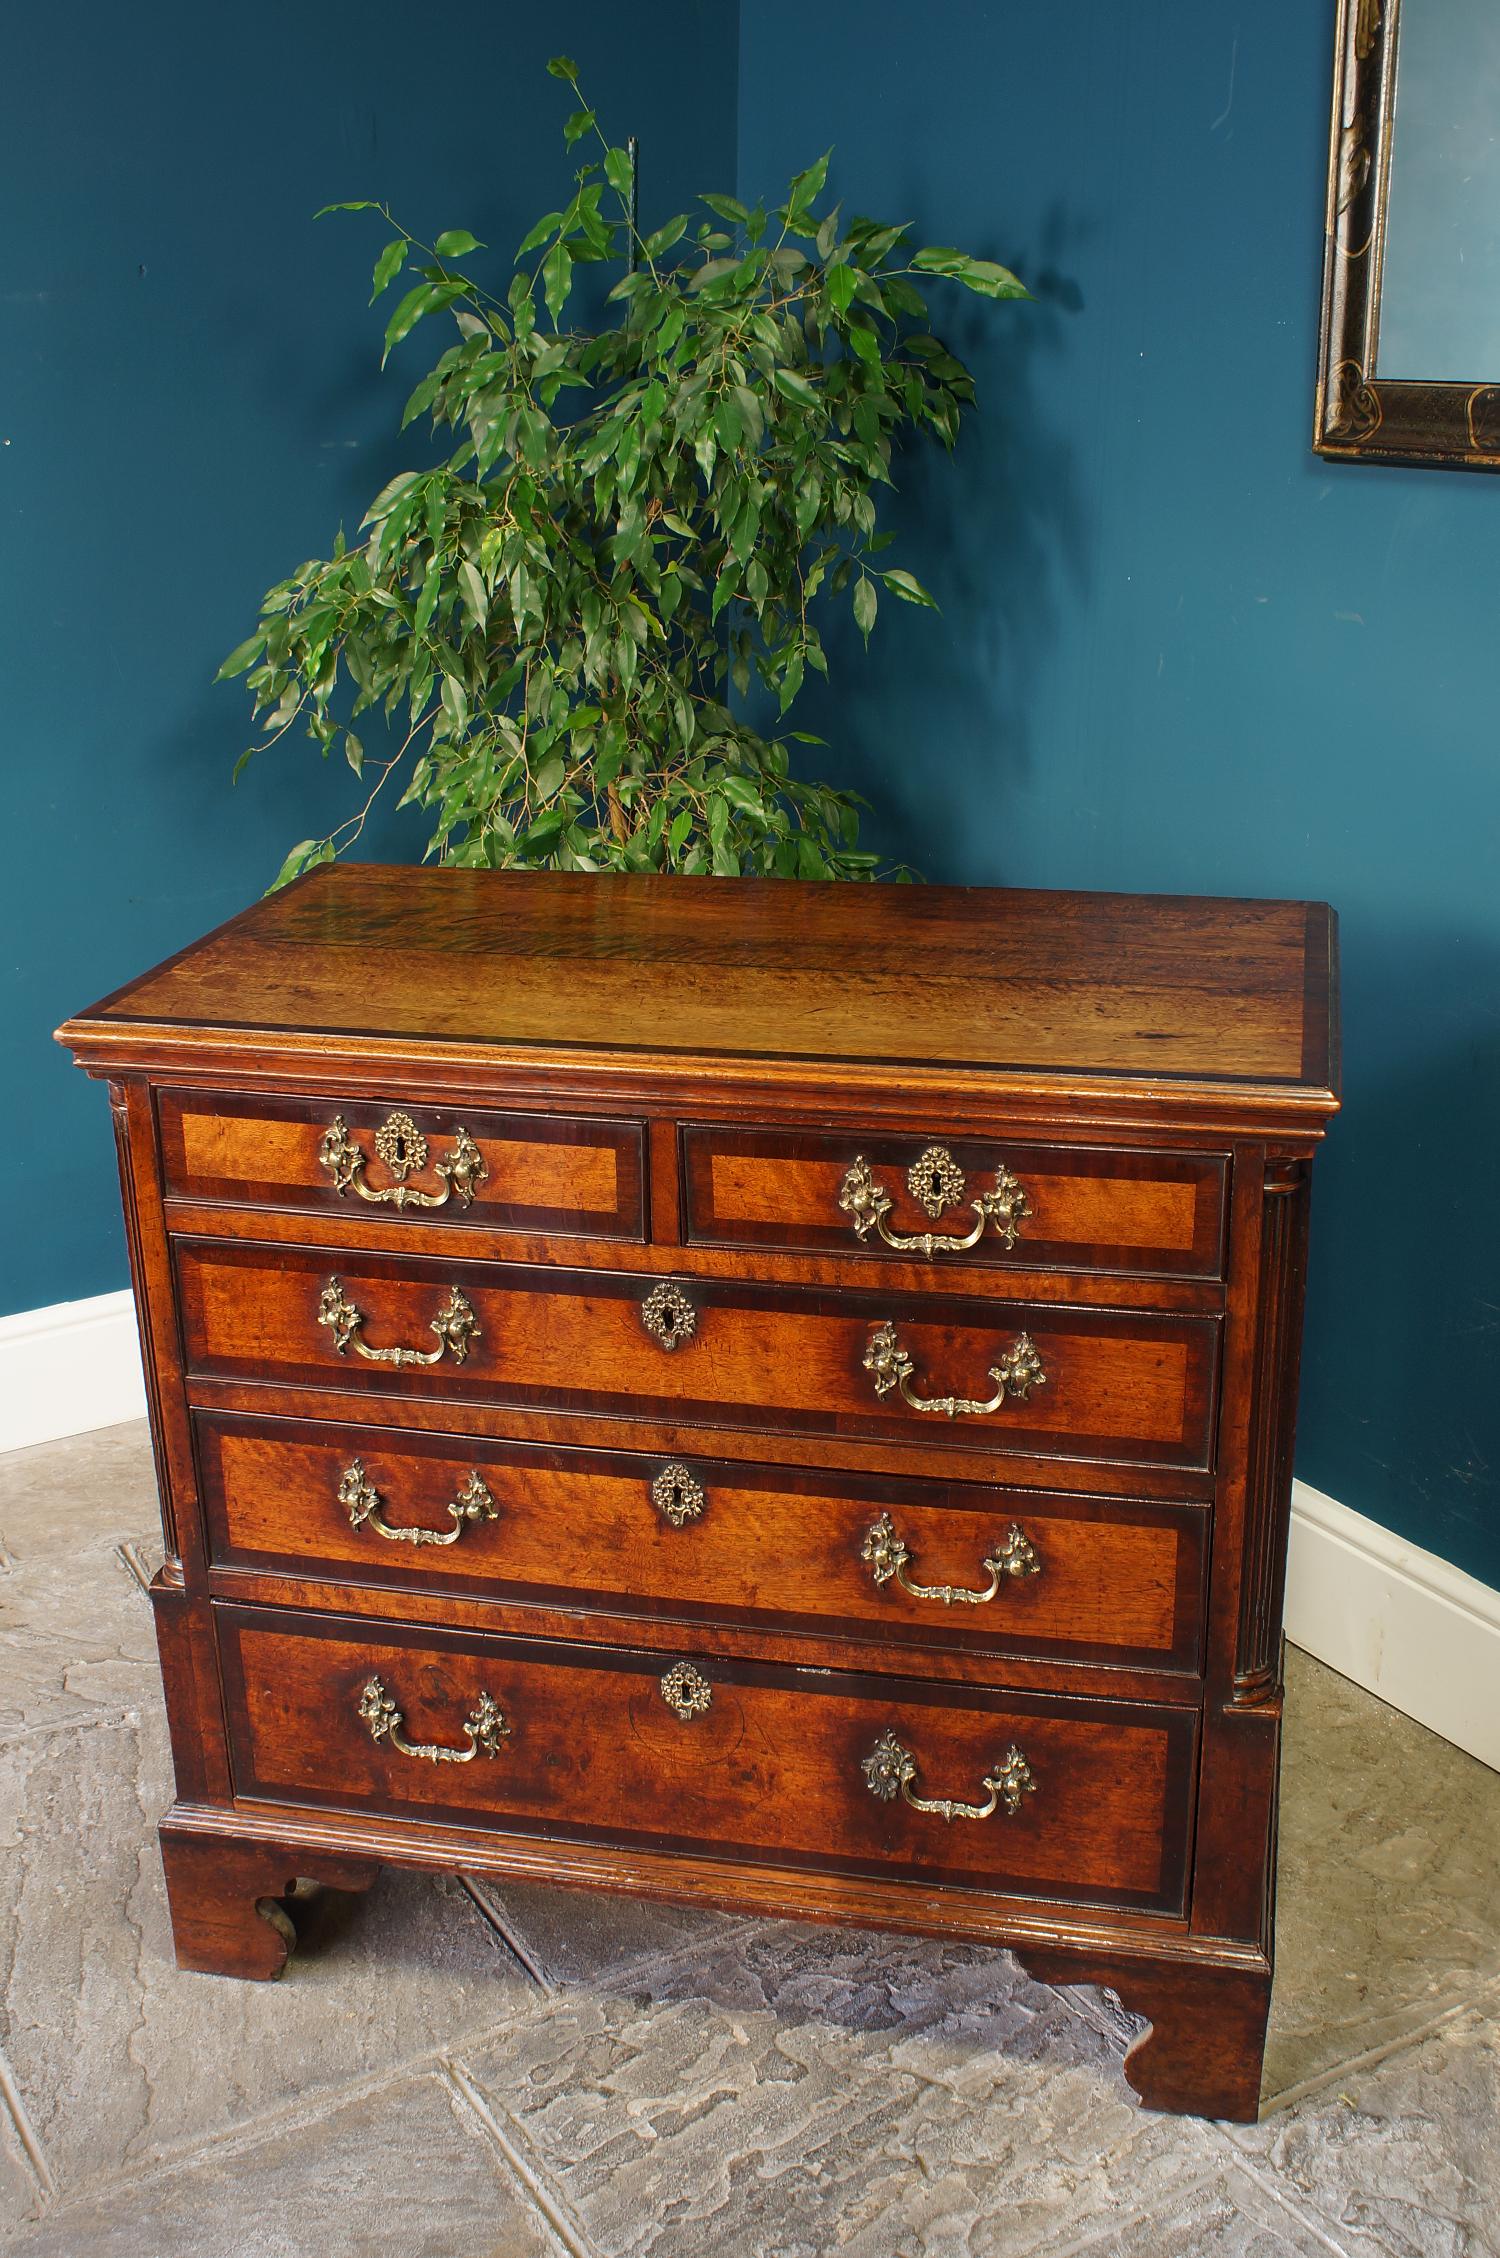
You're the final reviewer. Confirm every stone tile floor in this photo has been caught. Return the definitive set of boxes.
[1,1424,1496,2257]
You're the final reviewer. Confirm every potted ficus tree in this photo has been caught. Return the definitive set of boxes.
[220,55,1027,886]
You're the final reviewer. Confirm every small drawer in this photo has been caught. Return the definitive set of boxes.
[682,1126,1227,1280]
[157,1089,645,1241]
[217,1603,1197,1915]
[196,1414,1209,1672]
[175,1241,1220,1473]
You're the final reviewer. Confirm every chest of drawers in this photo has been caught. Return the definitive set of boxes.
[59,867,1339,2120]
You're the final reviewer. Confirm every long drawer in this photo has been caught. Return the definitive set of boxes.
[195,1413,1209,1672]
[683,1124,1228,1280]
[216,1604,1197,1914]
[157,1089,646,1241]
[175,1240,1220,1472]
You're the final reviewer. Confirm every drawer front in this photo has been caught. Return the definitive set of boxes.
[157,1089,645,1240]
[197,1414,1208,1671]
[217,1605,1196,1913]
[683,1125,1227,1280]
[176,1242,1220,1472]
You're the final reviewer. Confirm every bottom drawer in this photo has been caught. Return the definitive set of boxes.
[217,1605,1197,1916]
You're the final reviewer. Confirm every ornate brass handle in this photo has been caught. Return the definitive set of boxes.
[861,1512,1041,1605]
[357,1673,510,1764]
[838,1144,1031,1257]
[338,1459,498,1547]
[862,1729,1035,1822]
[863,1320,1045,1419]
[317,1277,480,1368]
[318,1110,487,1211]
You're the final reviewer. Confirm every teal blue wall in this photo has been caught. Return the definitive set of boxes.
[737,3,1500,1586]
[1,1,737,1317]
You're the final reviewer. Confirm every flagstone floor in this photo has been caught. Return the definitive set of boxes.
[2,1422,1497,2256]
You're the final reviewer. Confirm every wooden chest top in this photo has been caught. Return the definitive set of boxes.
[59,866,1339,1130]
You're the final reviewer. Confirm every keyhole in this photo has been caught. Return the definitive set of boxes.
[917,1166,939,1204]
[391,1129,412,1168]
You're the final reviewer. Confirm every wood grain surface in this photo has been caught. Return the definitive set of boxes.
[195,1411,1207,1672]
[62,864,1338,1105]
[683,1124,1227,1277]
[217,1603,1197,1914]
[174,1238,1219,1470]
[157,1087,644,1239]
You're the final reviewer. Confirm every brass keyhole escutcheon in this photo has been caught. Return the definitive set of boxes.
[907,1144,966,1218]
[652,1463,706,1527]
[640,1281,698,1351]
[378,1114,422,1175]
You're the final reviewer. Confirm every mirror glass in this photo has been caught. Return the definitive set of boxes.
[1377,0,1500,378]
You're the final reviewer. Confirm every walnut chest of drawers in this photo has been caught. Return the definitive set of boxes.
[59,866,1339,2120]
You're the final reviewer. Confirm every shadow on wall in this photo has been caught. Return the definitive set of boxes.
[792,200,1093,879]
[1299,925,1500,1587]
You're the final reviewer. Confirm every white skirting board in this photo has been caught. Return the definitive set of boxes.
[1285,1479,1500,1774]
[0,1289,147,1455]
[0,1290,1496,1771]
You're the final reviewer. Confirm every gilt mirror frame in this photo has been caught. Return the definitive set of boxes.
[1315,0,1500,470]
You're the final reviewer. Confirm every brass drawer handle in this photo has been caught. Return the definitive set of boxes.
[862,1728,1035,1822]
[863,1320,1045,1419]
[339,1459,498,1547]
[357,1673,510,1764]
[317,1277,480,1368]
[318,1110,487,1210]
[861,1512,1041,1605]
[838,1145,1031,1257]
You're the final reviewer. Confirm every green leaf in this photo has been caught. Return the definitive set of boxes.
[382,281,437,362]
[825,262,857,314]
[363,469,424,525]
[604,146,634,196]
[516,211,563,257]
[880,567,937,608]
[563,107,596,144]
[911,246,1029,299]
[459,559,489,631]
[701,193,749,225]
[546,54,578,80]
[542,241,573,323]
[370,237,407,302]
[642,214,689,259]
[786,151,831,217]
[414,556,441,639]
[343,732,364,776]
[434,228,484,259]
[853,575,877,637]
[718,772,767,820]
[773,367,820,409]
[959,258,1030,300]
[440,674,469,733]
[314,200,377,218]
[268,838,322,892]
[215,632,266,682]
[846,322,881,365]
